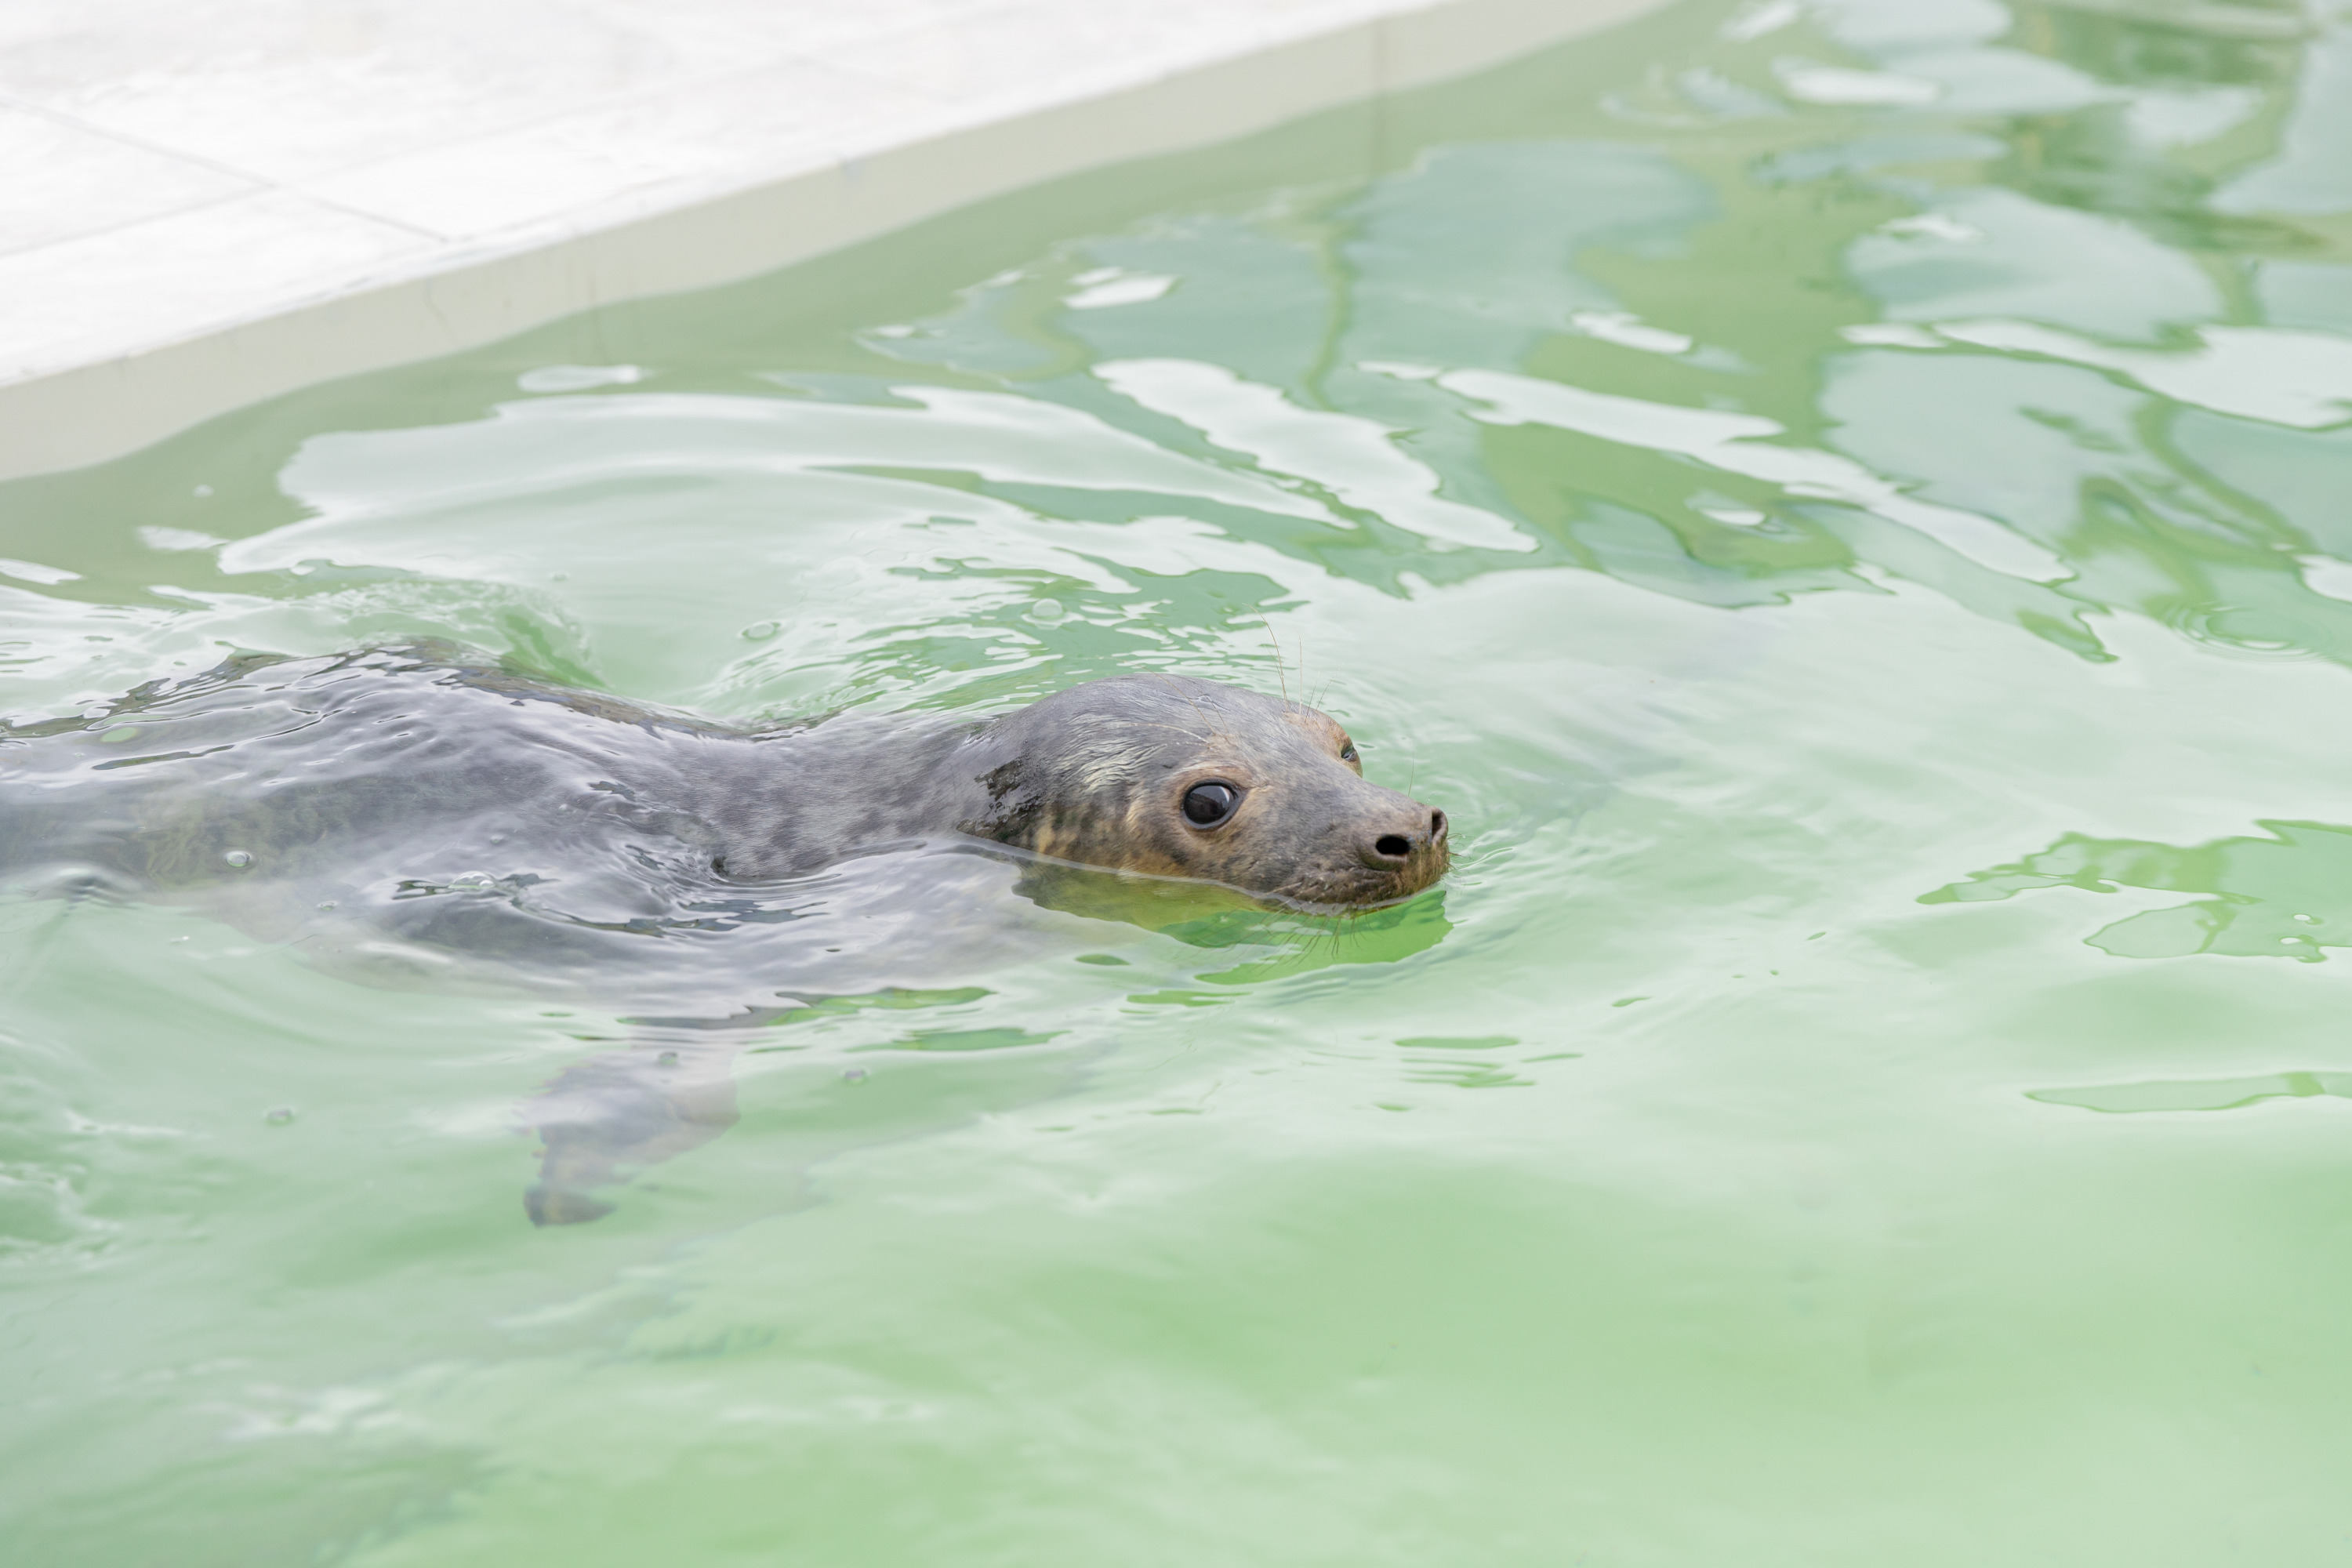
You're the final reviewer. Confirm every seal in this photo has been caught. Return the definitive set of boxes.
[0,643,1450,913]
[1,644,1451,1223]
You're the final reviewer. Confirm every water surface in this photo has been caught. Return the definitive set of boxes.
[7,0,2352,1561]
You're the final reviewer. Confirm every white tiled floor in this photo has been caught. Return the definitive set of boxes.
[0,0,1665,470]
[296,60,943,241]
[0,105,255,252]
[0,188,425,368]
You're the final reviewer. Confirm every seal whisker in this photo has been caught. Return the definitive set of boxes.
[1258,612,1291,710]
[1148,673,1229,747]
[1128,720,1217,745]
[1257,615,1313,718]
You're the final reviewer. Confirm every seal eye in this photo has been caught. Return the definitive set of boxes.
[1339,743,1358,763]
[1181,782,1240,827]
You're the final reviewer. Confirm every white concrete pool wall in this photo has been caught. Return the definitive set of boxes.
[0,0,1673,482]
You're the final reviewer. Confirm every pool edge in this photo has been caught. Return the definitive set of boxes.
[0,0,1674,484]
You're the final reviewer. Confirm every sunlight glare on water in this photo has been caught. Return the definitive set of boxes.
[6,0,2352,1562]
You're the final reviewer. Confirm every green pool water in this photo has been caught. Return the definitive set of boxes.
[8,0,2352,1560]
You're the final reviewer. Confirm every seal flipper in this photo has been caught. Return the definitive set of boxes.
[521,1039,741,1225]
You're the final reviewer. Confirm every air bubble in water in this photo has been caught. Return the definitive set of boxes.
[223,850,252,868]
[842,1067,869,1083]
[265,1107,295,1124]
[1027,598,1066,624]
[742,620,780,641]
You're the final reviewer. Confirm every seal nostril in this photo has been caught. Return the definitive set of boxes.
[1431,810,1447,839]
[1375,834,1410,859]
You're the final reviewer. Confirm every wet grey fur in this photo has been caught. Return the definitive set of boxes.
[0,643,1446,916]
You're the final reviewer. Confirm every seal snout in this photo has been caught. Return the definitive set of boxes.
[1358,804,1450,884]
[1364,808,1447,866]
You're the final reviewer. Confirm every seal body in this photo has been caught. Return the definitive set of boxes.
[0,645,1451,1223]
[0,645,1450,925]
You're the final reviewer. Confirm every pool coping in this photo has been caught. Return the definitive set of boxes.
[0,0,1670,484]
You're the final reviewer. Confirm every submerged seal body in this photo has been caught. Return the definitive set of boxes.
[0,644,1449,924]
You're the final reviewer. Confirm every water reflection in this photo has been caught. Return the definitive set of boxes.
[2031,1069,2352,1112]
[813,0,2352,676]
[1924,818,2352,960]
[0,1,2344,702]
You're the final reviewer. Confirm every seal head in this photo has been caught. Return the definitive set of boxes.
[956,674,1449,908]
